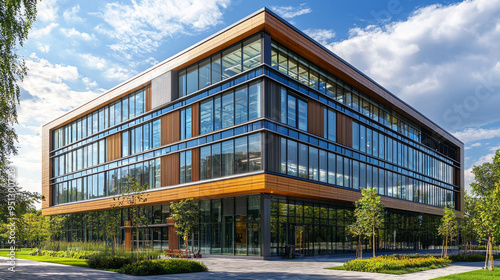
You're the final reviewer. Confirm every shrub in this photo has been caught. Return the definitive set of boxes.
[120,259,208,276]
[29,249,100,259]
[87,254,131,269]
[449,253,500,262]
[341,254,451,273]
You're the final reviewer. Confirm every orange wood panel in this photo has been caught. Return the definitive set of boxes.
[145,85,152,112]
[124,221,131,251]
[308,99,324,137]
[191,103,199,137]
[160,111,180,146]
[191,148,200,182]
[336,113,353,148]
[106,133,122,162]
[166,218,179,249]
[166,153,180,186]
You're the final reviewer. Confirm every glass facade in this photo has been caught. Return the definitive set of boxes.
[178,34,261,97]
[48,30,461,257]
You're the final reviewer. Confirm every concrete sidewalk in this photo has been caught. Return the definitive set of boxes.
[0,255,496,280]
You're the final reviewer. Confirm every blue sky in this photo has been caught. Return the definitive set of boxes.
[14,0,500,208]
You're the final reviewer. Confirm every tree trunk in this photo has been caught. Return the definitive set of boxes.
[357,235,362,259]
[111,236,115,257]
[185,233,189,254]
[373,225,376,258]
[485,236,490,270]
[490,236,495,271]
[136,227,139,262]
[444,235,448,257]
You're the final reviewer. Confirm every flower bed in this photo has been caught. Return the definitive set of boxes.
[332,254,451,274]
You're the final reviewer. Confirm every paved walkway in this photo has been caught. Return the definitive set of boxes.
[0,255,496,280]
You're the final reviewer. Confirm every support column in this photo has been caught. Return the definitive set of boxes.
[167,218,179,250]
[261,194,271,257]
[124,221,131,251]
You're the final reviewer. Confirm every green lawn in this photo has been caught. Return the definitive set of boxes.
[432,268,500,280]
[0,248,89,268]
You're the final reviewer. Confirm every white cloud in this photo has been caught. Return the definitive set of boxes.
[453,127,500,144]
[80,53,107,70]
[61,28,96,41]
[98,0,230,59]
[103,67,136,82]
[271,3,312,19]
[82,77,99,89]
[464,145,500,192]
[36,42,50,53]
[18,53,101,125]
[37,0,59,22]
[63,5,83,23]
[471,143,482,147]
[31,23,59,39]
[325,0,500,132]
[305,28,336,45]
[13,54,104,202]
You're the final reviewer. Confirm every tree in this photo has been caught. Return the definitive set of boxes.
[0,0,37,185]
[103,208,121,257]
[350,187,385,258]
[461,193,478,254]
[170,198,200,254]
[19,211,47,255]
[111,176,149,261]
[469,150,500,271]
[348,220,365,259]
[438,206,458,257]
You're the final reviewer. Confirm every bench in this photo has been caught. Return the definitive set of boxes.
[164,249,191,258]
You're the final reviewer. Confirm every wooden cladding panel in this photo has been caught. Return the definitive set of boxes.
[336,113,353,148]
[106,133,122,162]
[145,85,152,112]
[42,126,51,208]
[161,153,180,187]
[160,110,180,146]
[191,103,200,137]
[308,99,324,137]
[191,148,200,182]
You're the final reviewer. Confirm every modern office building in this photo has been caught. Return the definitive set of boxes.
[42,8,464,257]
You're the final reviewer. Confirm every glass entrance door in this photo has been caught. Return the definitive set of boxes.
[295,225,304,256]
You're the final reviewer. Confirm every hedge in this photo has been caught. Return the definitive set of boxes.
[120,259,208,276]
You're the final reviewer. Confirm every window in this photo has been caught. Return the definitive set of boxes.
[211,53,221,85]
[221,140,233,176]
[279,88,308,131]
[199,58,210,90]
[298,143,308,178]
[180,107,192,140]
[122,131,129,157]
[242,35,261,70]
[308,147,319,181]
[234,136,247,174]
[186,65,198,95]
[319,150,327,183]
[136,90,144,116]
[150,119,160,148]
[99,140,106,164]
[248,133,261,172]
[99,108,104,131]
[200,146,211,180]
[212,142,221,178]
[222,45,241,79]
[325,109,336,142]
[180,150,192,184]
[200,99,213,134]
[122,97,129,121]
[298,99,307,131]
[287,139,297,176]
[248,81,261,120]
[222,91,234,128]
[234,86,248,125]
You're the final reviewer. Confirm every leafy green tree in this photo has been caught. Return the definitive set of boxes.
[348,221,365,259]
[111,176,149,261]
[350,187,385,258]
[20,211,47,254]
[461,193,478,254]
[170,198,200,254]
[469,150,500,271]
[103,208,121,257]
[438,206,458,257]
[0,0,37,183]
